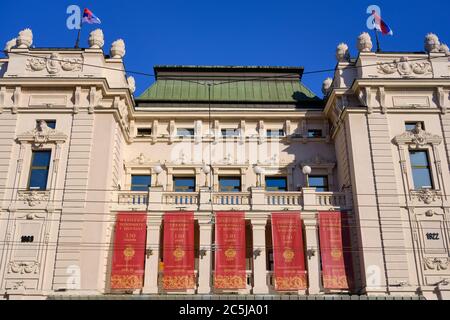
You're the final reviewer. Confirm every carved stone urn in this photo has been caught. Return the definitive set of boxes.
[424,33,441,53]
[88,29,104,49]
[322,78,333,96]
[357,32,373,53]
[110,39,126,59]
[17,29,33,49]
[336,43,350,62]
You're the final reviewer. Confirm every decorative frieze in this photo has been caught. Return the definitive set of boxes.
[25,53,83,74]
[424,257,449,271]
[411,188,442,205]
[16,120,67,147]
[17,190,50,207]
[377,57,432,77]
[393,123,442,147]
[8,261,40,274]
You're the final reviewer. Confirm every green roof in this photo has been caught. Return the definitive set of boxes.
[136,66,321,104]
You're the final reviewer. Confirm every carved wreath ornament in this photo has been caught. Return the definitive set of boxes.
[377,57,432,76]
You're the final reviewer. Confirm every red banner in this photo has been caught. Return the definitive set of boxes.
[214,212,246,289]
[271,212,307,291]
[110,212,147,289]
[319,211,349,289]
[162,211,195,290]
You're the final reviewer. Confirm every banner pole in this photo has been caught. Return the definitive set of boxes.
[75,19,83,49]
[374,29,381,52]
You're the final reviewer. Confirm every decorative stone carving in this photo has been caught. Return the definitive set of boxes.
[110,39,126,59]
[17,28,33,49]
[127,76,136,94]
[393,122,442,147]
[26,57,46,71]
[377,57,432,76]
[16,120,67,147]
[26,54,83,74]
[357,32,373,52]
[17,190,50,207]
[60,57,83,72]
[322,78,333,96]
[336,43,350,62]
[8,261,40,274]
[441,44,450,56]
[46,53,61,74]
[127,153,152,166]
[411,188,442,204]
[425,210,436,217]
[4,38,17,52]
[424,33,441,53]
[424,257,449,271]
[88,29,104,49]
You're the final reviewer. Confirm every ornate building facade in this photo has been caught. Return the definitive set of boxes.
[0,28,449,300]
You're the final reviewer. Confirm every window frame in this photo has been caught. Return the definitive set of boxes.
[409,149,434,190]
[173,176,196,192]
[309,175,329,192]
[265,176,288,191]
[307,129,323,138]
[27,150,52,191]
[176,128,195,137]
[218,176,242,192]
[36,120,56,129]
[266,129,285,138]
[130,175,152,191]
[221,128,240,138]
[405,121,425,132]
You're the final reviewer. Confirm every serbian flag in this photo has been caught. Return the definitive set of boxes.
[83,8,102,24]
[372,10,393,36]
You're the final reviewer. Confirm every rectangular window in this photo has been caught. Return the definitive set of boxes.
[221,129,240,137]
[219,176,241,192]
[131,175,152,191]
[266,129,285,137]
[265,177,287,191]
[137,128,152,136]
[177,128,194,137]
[309,175,329,192]
[405,122,425,132]
[410,150,433,189]
[28,150,51,190]
[37,120,56,129]
[173,177,196,192]
[308,129,323,138]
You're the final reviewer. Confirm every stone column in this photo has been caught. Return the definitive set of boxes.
[143,216,162,294]
[197,216,213,294]
[304,218,322,295]
[251,217,269,294]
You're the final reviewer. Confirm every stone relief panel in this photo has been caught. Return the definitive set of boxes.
[377,57,433,78]
[25,53,83,75]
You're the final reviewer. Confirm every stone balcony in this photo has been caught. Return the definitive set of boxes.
[114,187,352,212]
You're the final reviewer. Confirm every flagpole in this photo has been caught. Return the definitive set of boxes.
[374,28,381,52]
[75,18,83,49]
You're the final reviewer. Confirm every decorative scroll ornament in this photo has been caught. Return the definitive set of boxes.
[17,190,50,207]
[393,123,442,147]
[26,53,83,74]
[16,120,67,147]
[411,188,441,204]
[4,38,17,52]
[8,261,40,274]
[424,257,449,271]
[377,57,432,76]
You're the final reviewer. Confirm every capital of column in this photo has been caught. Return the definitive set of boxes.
[303,217,318,229]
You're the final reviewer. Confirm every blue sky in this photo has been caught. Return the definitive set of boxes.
[2,0,450,96]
